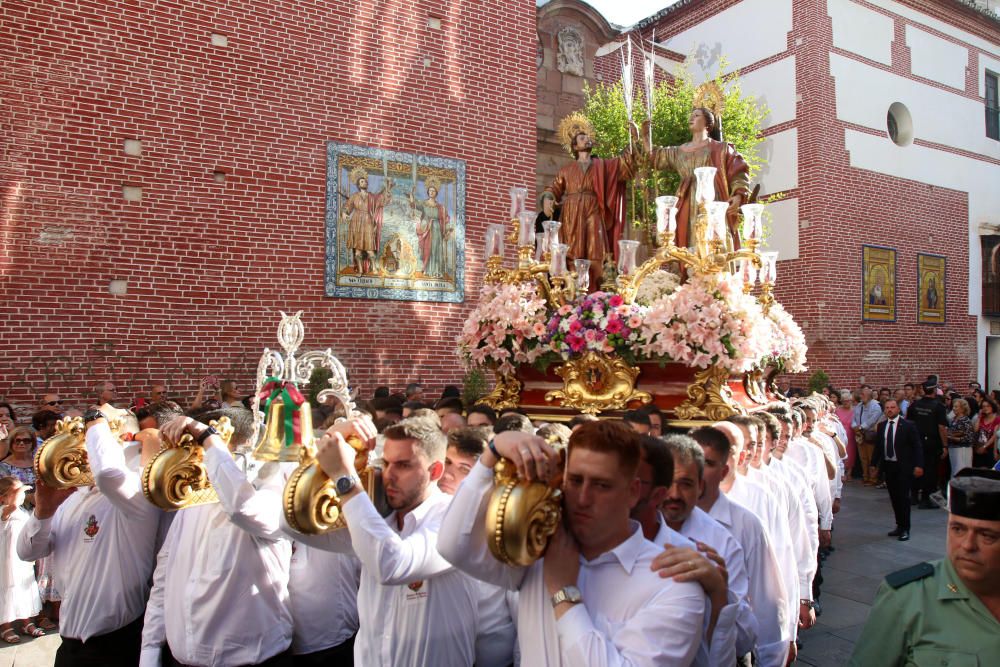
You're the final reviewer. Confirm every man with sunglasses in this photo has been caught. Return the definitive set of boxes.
[38,394,64,415]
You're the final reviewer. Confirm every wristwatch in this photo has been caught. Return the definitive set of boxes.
[335,473,362,495]
[800,599,815,609]
[194,424,218,445]
[82,409,105,425]
[551,585,582,608]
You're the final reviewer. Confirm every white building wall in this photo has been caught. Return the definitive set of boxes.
[906,25,969,89]
[828,0,895,64]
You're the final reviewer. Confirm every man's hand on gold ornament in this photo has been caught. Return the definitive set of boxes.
[485,431,559,482]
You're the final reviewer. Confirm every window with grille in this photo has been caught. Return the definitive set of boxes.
[987,71,999,141]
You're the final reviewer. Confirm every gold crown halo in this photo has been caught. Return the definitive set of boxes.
[557,112,594,154]
[424,176,443,194]
[693,81,726,117]
[349,166,368,186]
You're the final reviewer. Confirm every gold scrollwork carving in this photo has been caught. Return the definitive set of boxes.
[478,369,523,411]
[674,365,744,421]
[743,369,768,405]
[544,351,651,415]
[282,436,373,535]
[34,416,130,489]
[485,459,562,567]
[141,417,233,511]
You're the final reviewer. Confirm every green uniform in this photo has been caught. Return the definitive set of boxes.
[850,558,1000,666]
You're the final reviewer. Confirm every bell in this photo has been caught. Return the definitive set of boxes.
[253,399,314,462]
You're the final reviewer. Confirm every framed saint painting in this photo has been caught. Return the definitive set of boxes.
[917,253,945,324]
[325,142,466,303]
[862,245,896,322]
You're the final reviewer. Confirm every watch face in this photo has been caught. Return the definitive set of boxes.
[335,476,355,495]
[565,585,582,602]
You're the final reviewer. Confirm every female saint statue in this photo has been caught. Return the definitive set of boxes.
[409,176,450,279]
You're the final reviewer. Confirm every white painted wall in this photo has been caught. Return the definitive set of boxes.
[738,56,797,128]
[906,25,968,89]
[659,0,792,79]
[830,53,1000,160]
[981,53,1000,97]
[828,0,894,65]
[756,128,798,194]
[868,0,1000,58]
[763,197,800,261]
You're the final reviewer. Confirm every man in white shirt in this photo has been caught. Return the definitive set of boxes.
[287,544,360,665]
[286,416,478,667]
[690,424,793,666]
[140,408,294,667]
[438,420,705,666]
[18,408,162,667]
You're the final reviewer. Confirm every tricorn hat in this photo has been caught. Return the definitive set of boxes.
[948,468,1000,521]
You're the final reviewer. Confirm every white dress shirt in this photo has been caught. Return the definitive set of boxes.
[17,421,160,642]
[720,477,794,660]
[788,437,833,530]
[438,462,706,667]
[288,544,360,654]
[474,579,517,667]
[675,505,758,658]
[653,513,738,667]
[140,448,294,667]
[289,486,477,667]
[769,457,819,600]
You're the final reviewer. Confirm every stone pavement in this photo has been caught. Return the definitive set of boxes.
[0,478,948,667]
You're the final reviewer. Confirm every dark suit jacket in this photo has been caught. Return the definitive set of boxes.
[872,417,924,472]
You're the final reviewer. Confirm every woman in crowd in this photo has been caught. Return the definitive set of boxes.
[946,398,975,476]
[974,396,1000,468]
[0,402,17,460]
[0,427,37,498]
[0,477,43,644]
[835,390,857,479]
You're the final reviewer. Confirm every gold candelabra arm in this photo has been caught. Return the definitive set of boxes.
[759,282,774,313]
[484,255,507,284]
[508,217,520,245]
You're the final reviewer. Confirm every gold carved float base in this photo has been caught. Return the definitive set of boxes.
[545,352,652,415]
[674,366,741,421]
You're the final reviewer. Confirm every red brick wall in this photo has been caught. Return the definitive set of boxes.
[0,0,535,414]
[592,0,988,390]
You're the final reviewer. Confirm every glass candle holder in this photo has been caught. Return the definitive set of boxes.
[543,219,561,250]
[618,239,640,276]
[485,223,505,257]
[518,210,536,248]
[534,234,548,262]
[740,203,764,243]
[549,243,569,277]
[655,195,679,236]
[509,187,527,218]
[707,202,729,243]
[694,167,717,204]
[574,259,591,292]
[760,251,779,285]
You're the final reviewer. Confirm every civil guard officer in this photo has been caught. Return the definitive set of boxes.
[849,468,1000,665]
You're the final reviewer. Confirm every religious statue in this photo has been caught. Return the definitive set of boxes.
[341,167,393,275]
[925,275,939,310]
[409,176,450,279]
[556,27,584,77]
[643,86,750,251]
[541,113,637,288]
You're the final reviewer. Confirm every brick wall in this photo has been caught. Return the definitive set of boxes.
[0,0,535,413]
[591,0,989,390]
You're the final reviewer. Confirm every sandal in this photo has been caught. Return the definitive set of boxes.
[1,627,20,644]
[20,621,44,637]
[36,617,57,631]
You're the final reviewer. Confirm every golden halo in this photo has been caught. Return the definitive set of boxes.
[424,176,443,194]
[693,81,726,117]
[348,166,368,186]
[557,112,594,154]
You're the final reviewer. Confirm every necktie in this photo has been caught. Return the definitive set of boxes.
[887,420,896,460]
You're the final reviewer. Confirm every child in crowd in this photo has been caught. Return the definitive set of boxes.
[0,476,43,643]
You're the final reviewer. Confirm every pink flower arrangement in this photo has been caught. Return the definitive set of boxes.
[638,273,771,374]
[544,291,648,360]
[457,283,549,375]
[760,302,808,373]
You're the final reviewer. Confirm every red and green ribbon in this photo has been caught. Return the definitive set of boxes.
[259,377,306,448]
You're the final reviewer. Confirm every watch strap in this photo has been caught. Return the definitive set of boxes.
[195,425,218,445]
[82,409,105,424]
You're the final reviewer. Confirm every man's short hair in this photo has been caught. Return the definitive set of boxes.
[31,410,59,432]
[568,420,641,478]
[568,413,599,429]
[726,414,758,430]
[689,426,731,461]
[434,397,465,415]
[622,410,652,427]
[635,404,664,420]
[407,408,440,427]
[494,413,533,434]
[904,382,915,390]
[466,404,497,425]
[447,426,491,458]
[638,435,674,488]
[193,407,255,447]
[662,434,705,480]
[403,401,429,411]
[755,411,781,441]
[536,422,571,448]
[373,386,391,398]
[383,416,448,463]
[404,383,424,398]
[440,385,461,399]
[136,400,184,427]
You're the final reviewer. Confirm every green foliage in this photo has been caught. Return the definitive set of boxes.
[461,368,488,408]
[306,366,333,407]
[808,370,831,395]
[582,59,772,240]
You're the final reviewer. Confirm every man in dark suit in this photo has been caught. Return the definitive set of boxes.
[870,399,924,541]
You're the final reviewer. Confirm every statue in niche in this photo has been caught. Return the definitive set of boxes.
[556,26,584,77]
